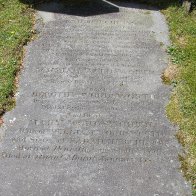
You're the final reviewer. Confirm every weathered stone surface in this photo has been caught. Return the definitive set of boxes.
[0,1,192,195]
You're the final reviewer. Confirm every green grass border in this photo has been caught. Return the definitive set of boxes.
[160,3,196,195]
[0,0,34,118]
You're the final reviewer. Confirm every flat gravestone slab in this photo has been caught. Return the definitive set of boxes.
[0,1,192,195]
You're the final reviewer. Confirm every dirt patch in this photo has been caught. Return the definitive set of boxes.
[162,62,178,84]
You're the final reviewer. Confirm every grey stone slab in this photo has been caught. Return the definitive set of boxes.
[0,1,192,196]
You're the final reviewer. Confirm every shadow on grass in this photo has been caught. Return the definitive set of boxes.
[20,0,120,17]
[19,0,182,17]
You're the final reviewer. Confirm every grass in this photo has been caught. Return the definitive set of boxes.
[161,3,196,194]
[0,0,34,117]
